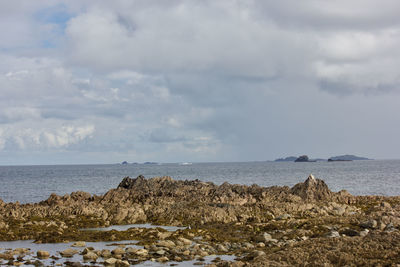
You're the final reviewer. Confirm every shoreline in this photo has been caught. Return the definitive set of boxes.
[0,175,399,266]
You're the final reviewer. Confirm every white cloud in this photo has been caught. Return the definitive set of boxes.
[0,124,95,151]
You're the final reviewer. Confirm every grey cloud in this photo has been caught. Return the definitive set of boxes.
[147,128,187,143]
[2,0,400,163]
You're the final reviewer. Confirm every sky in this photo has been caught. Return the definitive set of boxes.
[1,0,400,165]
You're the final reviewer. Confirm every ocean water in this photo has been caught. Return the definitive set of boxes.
[0,160,399,204]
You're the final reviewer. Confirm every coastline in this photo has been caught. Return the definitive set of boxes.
[0,175,399,266]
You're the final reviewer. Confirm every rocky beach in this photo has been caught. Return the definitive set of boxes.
[0,174,399,266]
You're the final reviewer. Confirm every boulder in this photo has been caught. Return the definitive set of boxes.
[83,252,98,261]
[71,241,86,247]
[59,248,78,257]
[36,251,49,259]
[104,257,118,265]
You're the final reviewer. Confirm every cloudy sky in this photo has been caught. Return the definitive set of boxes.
[1,0,400,165]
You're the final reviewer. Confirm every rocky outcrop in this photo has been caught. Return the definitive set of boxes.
[291,174,332,201]
[0,175,400,266]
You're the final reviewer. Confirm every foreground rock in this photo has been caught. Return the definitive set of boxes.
[0,174,399,266]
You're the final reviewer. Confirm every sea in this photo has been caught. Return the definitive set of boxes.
[1,160,400,204]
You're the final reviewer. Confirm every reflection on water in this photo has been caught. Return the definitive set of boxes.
[81,223,187,232]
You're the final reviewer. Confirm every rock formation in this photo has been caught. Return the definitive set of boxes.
[0,175,399,266]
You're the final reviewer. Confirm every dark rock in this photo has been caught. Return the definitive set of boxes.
[295,155,309,162]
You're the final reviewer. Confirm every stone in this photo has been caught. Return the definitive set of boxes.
[177,237,192,246]
[59,248,78,257]
[157,240,175,248]
[326,231,340,238]
[156,249,166,255]
[116,260,129,267]
[157,256,169,262]
[340,228,359,237]
[111,247,125,255]
[13,248,29,255]
[254,233,278,243]
[83,252,98,261]
[104,257,118,265]
[384,223,396,232]
[157,232,172,240]
[71,241,86,247]
[33,260,44,267]
[276,214,291,220]
[135,249,148,256]
[359,229,369,237]
[101,249,112,258]
[216,244,228,252]
[36,250,50,259]
[250,250,266,258]
[125,247,137,254]
[256,242,265,248]
[360,219,378,229]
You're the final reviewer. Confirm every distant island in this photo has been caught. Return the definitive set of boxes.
[294,155,316,162]
[274,156,297,162]
[275,154,371,162]
[328,155,370,161]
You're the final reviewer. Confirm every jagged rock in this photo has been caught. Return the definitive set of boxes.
[291,174,333,201]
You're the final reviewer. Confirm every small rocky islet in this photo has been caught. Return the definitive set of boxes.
[0,175,399,266]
